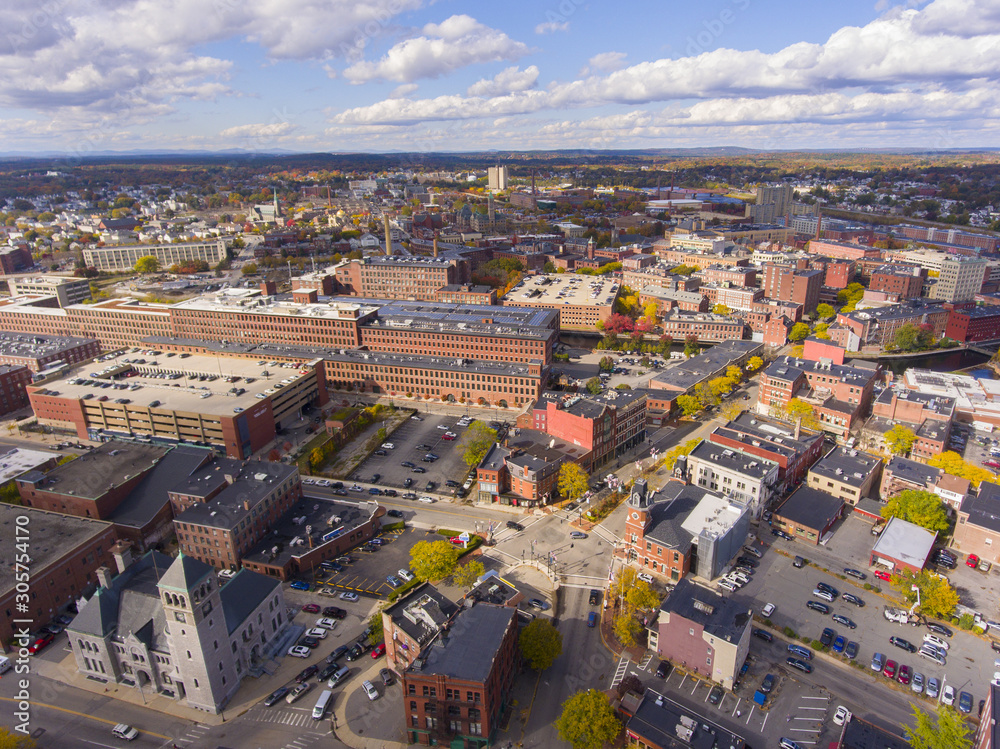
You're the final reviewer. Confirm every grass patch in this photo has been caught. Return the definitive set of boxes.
[782,626,798,639]
[387,577,421,602]
[381,521,405,532]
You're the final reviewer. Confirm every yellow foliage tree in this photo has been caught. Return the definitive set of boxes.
[927,451,993,488]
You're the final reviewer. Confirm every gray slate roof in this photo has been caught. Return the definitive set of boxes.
[416,603,514,683]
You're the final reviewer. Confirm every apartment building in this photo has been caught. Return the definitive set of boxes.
[7,275,93,306]
[746,183,792,224]
[762,264,823,313]
[880,456,969,510]
[698,264,757,287]
[382,584,459,672]
[639,286,709,313]
[83,239,227,272]
[837,303,950,347]
[0,331,100,373]
[946,306,1000,343]
[806,239,882,261]
[931,255,988,303]
[699,284,765,311]
[862,388,955,460]
[895,224,1000,252]
[501,274,620,330]
[403,603,519,748]
[333,256,461,300]
[685,440,779,519]
[0,365,30,415]
[659,310,748,342]
[869,264,926,299]
[806,447,882,505]
[709,413,825,491]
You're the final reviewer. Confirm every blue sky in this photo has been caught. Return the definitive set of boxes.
[1,0,999,153]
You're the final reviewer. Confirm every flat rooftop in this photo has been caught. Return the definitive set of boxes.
[173,458,300,530]
[173,287,379,321]
[876,387,955,419]
[808,447,882,489]
[323,348,541,377]
[884,455,940,487]
[0,447,58,484]
[0,504,113,598]
[504,273,620,308]
[689,440,778,479]
[413,603,515,683]
[628,688,745,749]
[241,497,380,566]
[353,296,558,337]
[872,516,936,568]
[0,331,95,360]
[34,350,316,414]
[711,413,819,461]
[18,441,170,500]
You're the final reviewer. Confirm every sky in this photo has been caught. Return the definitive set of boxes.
[2,0,1000,155]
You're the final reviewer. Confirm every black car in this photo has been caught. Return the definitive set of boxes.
[890,636,916,653]
[761,673,775,693]
[419,457,434,464]
[333,488,348,496]
[403,478,413,487]
[319,662,342,681]
[400,461,415,468]
[326,645,349,663]
[506,520,524,532]
[383,489,398,498]
[819,628,835,647]
[371,473,381,483]
[959,691,973,714]
[386,509,404,518]
[752,628,773,642]
[264,686,290,706]
[589,589,601,606]
[792,555,806,568]
[708,686,724,705]
[842,593,865,607]
[806,601,830,614]
[832,614,856,629]
[816,582,839,597]
[786,657,813,673]
[843,568,867,581]
[445,480,460,488]
[845,641,859,660]
[413,466,427,473]
[772,528,793,541]
[323,606,346,619]
[416,444,431,450]
[655,660,672,679]
[373,449,387,457]
[300,636,320,649]
[926,622,953,637]
[346,644,366,661]
[736,556,758,568]
[296,664,319,682]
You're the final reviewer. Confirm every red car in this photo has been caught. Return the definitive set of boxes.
[883,659,898,679]
[873,570,892,582]
[302,603,321,614]
[897,664,911,685]
[967,554,981,568]
[371,643,386,659]
[28,633,54,655]
[441,434,456,440]
[449,537,466,545]
[985,461,1000,470]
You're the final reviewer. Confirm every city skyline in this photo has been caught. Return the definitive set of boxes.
[1,0,999,154]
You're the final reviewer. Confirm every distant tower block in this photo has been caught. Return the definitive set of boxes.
[488,165,508,192]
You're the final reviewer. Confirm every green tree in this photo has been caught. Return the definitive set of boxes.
[409,540,460,581]
[881,490,950,534]
[895,323,934,352]
[459,422,498,468]
[788,322,811,341]
[558,462,589,503]
[134,255,160,274]
[368,610,384,643]
[676,395,701,417]
[241,262,258,275]
[884,424,917,455]
[904,704,973,749]
[451,559,485,589]
[609,568,659,646]
[585,377,603,395]
[519,618,563,671]
[598,356,615,372]
[683,334,700,357]
[555,689,622,749]
[816,303,836,319]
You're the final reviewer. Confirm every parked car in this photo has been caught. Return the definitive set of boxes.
[820,628,835,647]
[959,691,974,714]
[845,641,859,660]
[708,685,724,704]
[371,643,386,659]
[302,603,320,613]
[339,592,360,602]
[28,633,55,654]
[843,568,867,580]
[761,673,776,693]
[926,622,953,637]
[942,684,956,705]
[772,529,794,541]
[832,635,846,653]
[911,671,925,694]
[362,680,379,701]
[806,601,830,614]
[842,593,865,607]
[883,659,898,679]
[967,554,981,568]
[897,664,912,685]
[761,603,776,617]
[785,657,812,673]
[873,570,892,581]
[264,686,290,706]
[286,682,313,704]
[923,634,950,651]
[290,580,310,591]
[871,652,886,672]
[832,614,856,629]
[833,706,851,726]
[296,664,319,682]
[655,660,672,679]
[927,677,941,699]
[890,636,917,653]
[397,569,415,582]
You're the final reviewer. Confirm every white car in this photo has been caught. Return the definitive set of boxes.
[444,432,457,438]
[306,627,328,640]
[418,496,436,503]
[718,580,737,592]
[833,705,851,726]
[942,684,956,705]
[315,617,338,630]
[923,634,949,651]
[287,645,312,658]
[397,569,415,582]
[436,424,449,430]
[637,572,653,583]
[761,603,776,617]
[381,443,394,450]
[362,680,379,701]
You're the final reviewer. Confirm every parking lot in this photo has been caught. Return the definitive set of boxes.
[312,526,455,598]
[349,413,482,497]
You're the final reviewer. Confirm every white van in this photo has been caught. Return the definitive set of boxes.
[326,664,351,688]
[112,724,139,741]
[312,689,333,720]
[0,655,11,674]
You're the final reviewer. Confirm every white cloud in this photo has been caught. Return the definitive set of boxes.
[535,20,569,34]
[466,66,539,97]
[582,52,627,75]
[342,15,530,83]
[219,122,295,138]
[389,83,419,98]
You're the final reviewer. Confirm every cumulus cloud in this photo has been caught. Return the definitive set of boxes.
[535,20,569,34]
[582,52,627,75]
[466,66,539,97]
[389,83,419,98]
[342,15,530,83]
[334,0,1000,129]
[219,122,295,138]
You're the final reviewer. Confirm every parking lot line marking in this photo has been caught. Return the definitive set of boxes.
[800,707,826,711]
[801,696,827,700]
[731,698,741,715]
[760,711,768,731]
[691,681,700,695]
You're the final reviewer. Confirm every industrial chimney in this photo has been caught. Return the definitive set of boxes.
[383,214,393,256]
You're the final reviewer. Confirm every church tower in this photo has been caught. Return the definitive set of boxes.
[159,554,236,713]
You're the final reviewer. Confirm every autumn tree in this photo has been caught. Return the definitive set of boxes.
[893,569,960,619]
[747,355,764,371]
[683,334,700,357]
[676,395,702,417]
[788,322,811,342]
[558,462,590,503]
[460,422,498,468]
[695,382,720,409]
[134,255,160,274]
[816,303,836,319]
[451,559,485,589]
[881,490,950,534]
[409,540,460,581]
[520,619,563,671]
[904,702,973,749]
[927,451,994,487]
[0,728,36,749]
[884,424,917,456]
[609,567,660,646]
[708,376,734,398]
[785,398,819,430]
[556,689,622,749]
[720,401,745,421]
[659,438,700,471]
[713,304,731,316]
[725,365,743,386]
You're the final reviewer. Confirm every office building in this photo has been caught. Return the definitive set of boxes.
[624,689,746,749]
[946,306,1000,343]
[382,584,459,672]
[0,331,100,373]
[869,264,926,299]
[487,165,509,192]
[762,264,823,313]
[932,256,988,303]
[7,275,93,307]
[806,447,882,505]
[83,240,227,272]
[745,183,792,224]
[502,274,620,330]
[709,413,825,491]
[685,441,779,519]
